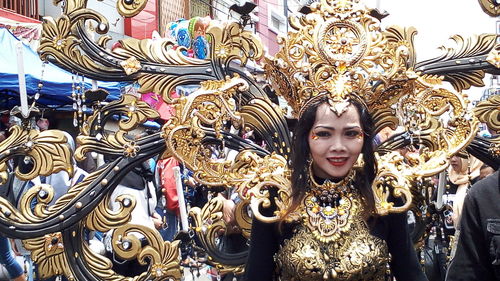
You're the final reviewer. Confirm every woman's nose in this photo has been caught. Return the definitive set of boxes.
[328,136,346,151]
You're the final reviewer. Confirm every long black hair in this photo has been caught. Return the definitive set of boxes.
[284,97,377,219]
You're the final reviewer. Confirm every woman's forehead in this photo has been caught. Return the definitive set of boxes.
[313,103,361,127]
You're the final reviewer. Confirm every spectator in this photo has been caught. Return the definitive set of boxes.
[446,171,499,280]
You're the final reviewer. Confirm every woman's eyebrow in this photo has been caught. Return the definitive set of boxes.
[344,126,362,130]
[313,125,335,130]
[313,125,362,130]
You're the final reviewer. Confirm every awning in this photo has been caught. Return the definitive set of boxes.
[0,27,128,109]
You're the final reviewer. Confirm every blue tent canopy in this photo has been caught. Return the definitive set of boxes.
[0,27,128,108]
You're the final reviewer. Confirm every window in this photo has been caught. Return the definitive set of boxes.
[191,0,212,18]
[0,0,38,20]
[268,3,286,35]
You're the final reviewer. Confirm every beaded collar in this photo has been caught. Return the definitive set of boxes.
[302,168,361,243]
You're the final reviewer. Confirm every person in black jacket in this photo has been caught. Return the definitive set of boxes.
[446,171,500,280]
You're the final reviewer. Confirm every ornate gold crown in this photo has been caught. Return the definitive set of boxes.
[265,0,416,118]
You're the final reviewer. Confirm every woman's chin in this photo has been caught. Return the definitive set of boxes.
[324,169,351,179]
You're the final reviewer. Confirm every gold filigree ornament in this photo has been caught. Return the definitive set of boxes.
[23,232,73,280]
[275,221,389,281]
[474,94,500,134]
[76,94,159,161]
[111,224,182,280]
[302,169,360,243]
[478,0,500,16]
[160,74,293,225]
[116,0,148,17]
[120,56,142,75]
[473,95,500,157]
[486,48,500,69]
[264,0,390,118]
[0,126,73,181]
[15,0,489,278]
[123,141,139,157]
[189,196,246,275]
[0,162,8,185]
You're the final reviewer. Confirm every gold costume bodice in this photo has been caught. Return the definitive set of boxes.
[274,220,389,281]
[275,173,389,281]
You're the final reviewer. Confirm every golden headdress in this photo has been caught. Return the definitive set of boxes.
[265,0,416,119]
[263,0,482,215]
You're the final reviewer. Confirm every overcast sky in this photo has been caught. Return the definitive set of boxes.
[364,0,498,100]
[364,0,498,60]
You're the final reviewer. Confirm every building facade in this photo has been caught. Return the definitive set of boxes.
[1,0,297,53]
[177,0,291,55]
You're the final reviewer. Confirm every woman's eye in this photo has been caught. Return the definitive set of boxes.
[315,131,330,137]
[345,130,363,139]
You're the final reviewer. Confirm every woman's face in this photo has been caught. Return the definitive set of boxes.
[450,156,463,173]
[308,103,364,179]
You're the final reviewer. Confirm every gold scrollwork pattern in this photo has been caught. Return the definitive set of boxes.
[0,127,73,181]
[40,6,111,73]
[111,224,182,280]
[478,0,500,16]
[265,0,479,215]
[487,48,500,69]
[162,75,245,165]
[85,194,136,233]
[23,232,73,280]
[76,94,159,161]
[80,224,181,281]
[189,196,245,275]
[416,34,498,92]
[0,170,100,226]
[0,163,7,185]
[474,95,500,156]
[275,221,389,281]
[116,0,148,17]
[81,241,124,281]
[474,94,500,133]
[162,75,291,222]
[372,152,414,215]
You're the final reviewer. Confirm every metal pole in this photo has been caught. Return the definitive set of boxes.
[15,41,29,118]
[436,171,446,209]
[173,166,189,231]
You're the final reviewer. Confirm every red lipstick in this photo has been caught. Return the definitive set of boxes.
[327,157,347,166]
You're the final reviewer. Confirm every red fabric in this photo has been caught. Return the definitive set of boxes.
[155,102,175,120]
[158,157,179,214]
[140,92,177,120]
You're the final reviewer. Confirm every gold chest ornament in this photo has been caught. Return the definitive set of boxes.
[275,222,389,281]
[274,170,390,280]
[302,169,360,243]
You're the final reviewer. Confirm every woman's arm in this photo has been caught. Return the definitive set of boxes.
[387,211,428,281]
[244,217,280,281]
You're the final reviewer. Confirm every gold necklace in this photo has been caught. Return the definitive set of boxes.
[302,167,362,243]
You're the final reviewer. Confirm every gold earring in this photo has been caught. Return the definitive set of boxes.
[353,153,364,169]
